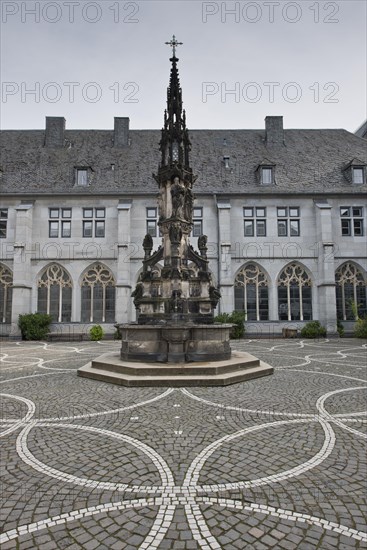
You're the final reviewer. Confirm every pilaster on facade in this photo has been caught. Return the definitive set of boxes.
[314,200,337,332]
[116,201,133,323]
[11,203,34,334]
[217,199,234,313]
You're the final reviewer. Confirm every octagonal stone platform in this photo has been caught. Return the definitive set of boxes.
[77,351,274,387]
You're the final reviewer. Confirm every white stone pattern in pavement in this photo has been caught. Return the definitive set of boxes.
[0,340,366,548]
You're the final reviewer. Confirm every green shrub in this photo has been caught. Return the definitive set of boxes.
[215,311,246,339]
[18,313,53,341]
[114,326,121,340]
[300,321,327,339]
[354,317,367,339]
[337,319,345,337]
[89,325,104,341]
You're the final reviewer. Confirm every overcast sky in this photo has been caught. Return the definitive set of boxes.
[1,0,366,132]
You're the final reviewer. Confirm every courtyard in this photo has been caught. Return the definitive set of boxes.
[0,338,366,549]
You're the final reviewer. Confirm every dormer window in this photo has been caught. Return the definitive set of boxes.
[343,159,366,185]
[352,167,365,185]
[256,160,276,185]
[75,168,88,186]
[261,167,273,185]
[223,156,230,169]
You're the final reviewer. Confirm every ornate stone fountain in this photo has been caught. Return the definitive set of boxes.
[78,37,273,386]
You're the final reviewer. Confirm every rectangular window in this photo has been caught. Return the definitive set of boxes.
[277,207,287,217]
[83,208,93,218]
[147,208,157,219]
[244,206,266,237]
[244,220,254,237]
[61,221,71,238]
[277,220,287,237]
[340,206,364,236]
[95,221,105,238]
[49,208,59,218]
[290,219,300,236]
[256,219,266,237]
[95,208,105,219]
[0,209,8,239]
[341,219,351,236]
[49,208,72,238]
[277,206,300,237]
[353,207,363,217]
[76,169,88,186]
[147,220,157,237]
[353,219,364,236]
[146,207,158,237]
[340,207,350,217]
[261,167,273,185]
[83,221,93,238]
[49,221,59,238]
[192,207,203,237]
[62,208,72,218]
[193,220,203,237]
[289,207,299,217]
[352,167,364,184]
[82,208,105,238]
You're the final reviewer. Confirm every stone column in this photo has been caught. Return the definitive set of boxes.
[115,201,133,323]
[10,203,34,337]
[217,199,234,314]
[314,201,337,334]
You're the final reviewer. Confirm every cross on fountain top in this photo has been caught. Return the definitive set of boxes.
[165,35,183,58]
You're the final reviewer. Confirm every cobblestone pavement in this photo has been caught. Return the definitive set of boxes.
[0,338,366,549]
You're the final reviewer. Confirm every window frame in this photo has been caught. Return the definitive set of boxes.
[82,208,106,238]
[0,209,8,239]
[76,168,89,187]
[277,206,300,237]
[352,167,365,185]
[83,220,93,238]
[260,167,273,185]
[61,221,71,238]
[192,206,203,237]
[49,221,59,238]
[147,219,157,237]
[340,206,364,237]
[244,206,267,237]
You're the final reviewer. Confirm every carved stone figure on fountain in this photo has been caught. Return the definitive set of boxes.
[198,235,208,258]
[171,177,186,219]
[209,285,221,308]
[131,282,144,308]
[143,233,153,259]
[169,223,182,244]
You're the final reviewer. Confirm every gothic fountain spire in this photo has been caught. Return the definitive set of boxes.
[160,35,191,171]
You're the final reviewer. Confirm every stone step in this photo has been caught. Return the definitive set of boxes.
[77,352,273,387]
[91,352,260,376]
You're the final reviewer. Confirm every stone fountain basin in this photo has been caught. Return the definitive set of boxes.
[118,323,234,363]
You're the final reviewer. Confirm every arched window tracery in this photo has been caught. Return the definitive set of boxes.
[278,263,312,321]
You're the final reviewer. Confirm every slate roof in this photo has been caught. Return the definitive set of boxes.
[0,127,366,195]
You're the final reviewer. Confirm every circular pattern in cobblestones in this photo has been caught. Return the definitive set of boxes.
[1,339,366,548]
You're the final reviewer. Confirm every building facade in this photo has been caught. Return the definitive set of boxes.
[1,68,366,338]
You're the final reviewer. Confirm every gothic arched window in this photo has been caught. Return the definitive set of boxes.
[0,265,13,323]
[278,263,312,321]
[81,264,116,323]
[234,263,269,320]
[335,263,367,320]
[38,264,72,322]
